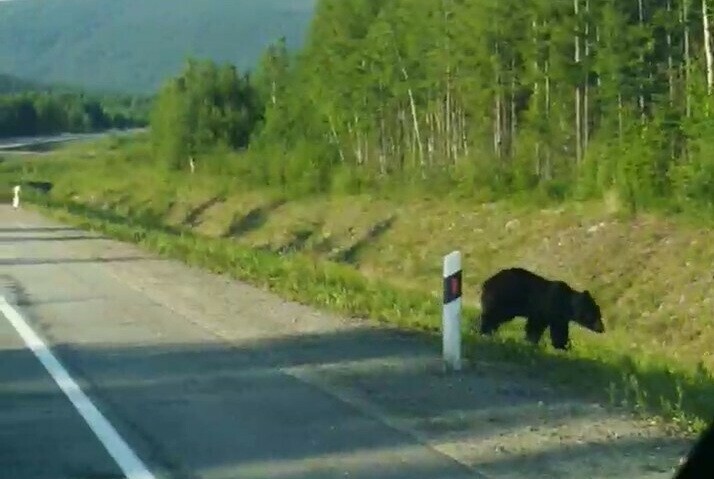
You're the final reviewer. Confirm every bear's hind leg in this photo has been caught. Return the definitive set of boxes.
[525,317,548,345]
[549,321,571,350]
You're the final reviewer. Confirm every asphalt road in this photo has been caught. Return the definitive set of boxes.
[0,205,694,479]
[0,128,144,152]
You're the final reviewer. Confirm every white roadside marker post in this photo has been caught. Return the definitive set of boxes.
[442,250,462,372]
[12,185,20,208]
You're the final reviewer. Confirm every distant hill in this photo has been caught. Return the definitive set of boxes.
[0,0,316,94]
[0,72,79,95]
[0,74,42,94]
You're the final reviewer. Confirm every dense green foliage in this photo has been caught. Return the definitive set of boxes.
[0,73,42,94]
[150,60,262,169]
[0,90,150,138]
[0,0,315,94]
[12,0,714,434]
[149,0,714,214]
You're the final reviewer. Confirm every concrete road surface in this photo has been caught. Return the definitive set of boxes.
[0,205,693,479]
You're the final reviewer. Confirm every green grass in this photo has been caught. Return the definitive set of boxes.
[4,141,714,436]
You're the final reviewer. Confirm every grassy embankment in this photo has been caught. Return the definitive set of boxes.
[2,135,714,434]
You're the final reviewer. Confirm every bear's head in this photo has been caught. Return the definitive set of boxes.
[572,290,605,333]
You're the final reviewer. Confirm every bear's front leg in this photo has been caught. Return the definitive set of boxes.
[525,317,548,344]
[478,311,503,335]
[549,322,571,350]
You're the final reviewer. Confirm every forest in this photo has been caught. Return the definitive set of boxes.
[0,74,41,95]
[149,0,714,214]
[14,0,714,432]
[0,74,151,138]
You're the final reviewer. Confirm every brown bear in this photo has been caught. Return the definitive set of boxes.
[476,267,604,350]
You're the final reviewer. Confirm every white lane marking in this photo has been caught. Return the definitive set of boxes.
[0,296,156,479]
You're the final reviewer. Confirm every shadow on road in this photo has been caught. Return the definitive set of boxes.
[0,324,693,479]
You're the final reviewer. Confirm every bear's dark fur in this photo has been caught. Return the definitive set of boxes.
[674,418,714,478]
[477,267,604,350]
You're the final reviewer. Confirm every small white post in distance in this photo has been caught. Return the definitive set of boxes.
[442,250,462,371]
[12,185,20,208]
